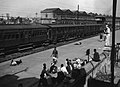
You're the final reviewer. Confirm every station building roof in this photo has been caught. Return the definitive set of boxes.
[41,8,62,13]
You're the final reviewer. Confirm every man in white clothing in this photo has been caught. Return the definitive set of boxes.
[105,24,111,46]
[60,64,68,75]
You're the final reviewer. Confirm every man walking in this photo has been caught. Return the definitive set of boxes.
[51,47,58,64]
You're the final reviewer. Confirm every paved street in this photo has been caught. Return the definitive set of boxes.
[0,30,120,87]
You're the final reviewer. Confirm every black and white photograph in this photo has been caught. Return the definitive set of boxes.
[0,0,120,87]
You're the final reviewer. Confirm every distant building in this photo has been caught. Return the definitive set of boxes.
[41,8,63,24]
[40,8,96,24]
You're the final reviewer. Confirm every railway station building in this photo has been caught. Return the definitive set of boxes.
[40,8,96,24]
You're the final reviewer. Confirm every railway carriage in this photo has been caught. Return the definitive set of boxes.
[48,25,80,43]
[0,24,49,54]
[0,25,23,53]
[48,25,83,43]
[30,25,49,47]
[0,23,104,55]
[48,24,103,43]
[84,24,103,36]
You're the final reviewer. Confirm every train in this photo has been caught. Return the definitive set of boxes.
[0,23,104,55]
[1,16,120,55]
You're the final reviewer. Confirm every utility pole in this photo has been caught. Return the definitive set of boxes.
[110,0,117,87]
[77,5,79,24]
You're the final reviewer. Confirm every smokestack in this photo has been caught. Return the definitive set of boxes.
[78,4,79,11]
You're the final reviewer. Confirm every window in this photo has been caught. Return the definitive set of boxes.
[3,34,8,40]
[12,34,15,39]
[8,35,11,39]
[46,14,48,18]
[20,33,24,38]
[16,34,19,38]
[0,34,2,39]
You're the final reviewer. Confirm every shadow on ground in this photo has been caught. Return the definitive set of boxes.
[0,74,39,87]
[87,76,117,87]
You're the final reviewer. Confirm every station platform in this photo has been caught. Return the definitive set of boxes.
[0,30,120,87]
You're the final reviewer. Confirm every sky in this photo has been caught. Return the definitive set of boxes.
[0,0,120,17]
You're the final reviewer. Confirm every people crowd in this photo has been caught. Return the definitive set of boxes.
[38,58,87,87]
[9,34,102,87]
[9,39,101,87]
[38,47,101,87]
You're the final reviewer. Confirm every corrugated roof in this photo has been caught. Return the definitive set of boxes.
[62,9,70,12]
[62,9,72,14]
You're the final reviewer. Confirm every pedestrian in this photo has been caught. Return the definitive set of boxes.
[65,58,69,66]
[92,49,100,62]
[49,63,57,74]
[51,47,58,64]
[38,63,48,87]
[60,64,68,75]
[100,33,103,42]
[103,29,106,41]
[66,61,73,74]
[104,24,111,46]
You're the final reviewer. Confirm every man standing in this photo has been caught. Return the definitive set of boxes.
[38,63,48,87]
[51,47,58,63]
[105,24,111,46]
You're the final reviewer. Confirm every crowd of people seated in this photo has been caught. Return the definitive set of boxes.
[38,58,88,87]
[38,48,101,87]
